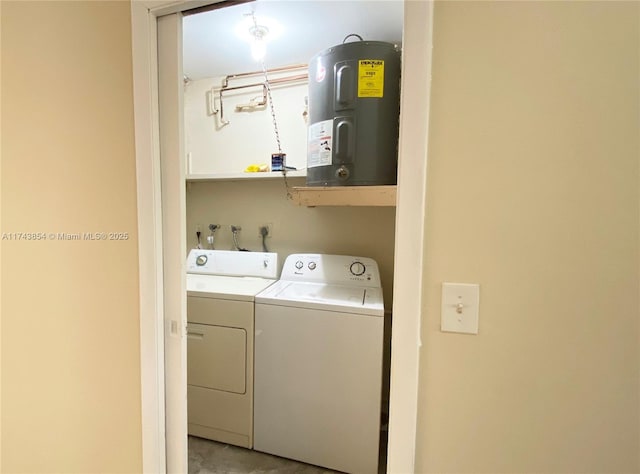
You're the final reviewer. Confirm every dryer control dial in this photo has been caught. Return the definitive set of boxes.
[350,261,366,276]
[308,262,317,270]
[195,254,208,266]
[295,260,304,270]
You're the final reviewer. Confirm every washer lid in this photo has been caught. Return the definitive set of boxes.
[187,274,277,301]
[256,281,384,316]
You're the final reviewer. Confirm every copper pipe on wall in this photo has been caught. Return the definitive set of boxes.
[222,63,308,88]
[211,71,309,126]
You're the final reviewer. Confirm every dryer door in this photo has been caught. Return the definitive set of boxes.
[187,323,246,394]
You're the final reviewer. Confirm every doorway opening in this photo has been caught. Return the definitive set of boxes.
[137,1,432,472]
[181,2,402,472]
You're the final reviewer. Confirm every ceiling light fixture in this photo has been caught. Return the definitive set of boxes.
[234,11,282,62]
[249,24,269,61]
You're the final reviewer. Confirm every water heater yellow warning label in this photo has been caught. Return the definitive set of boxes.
[358,60,384,98]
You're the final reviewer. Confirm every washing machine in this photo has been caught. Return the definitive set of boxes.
[186,249,278,448]
[253,253,384,474]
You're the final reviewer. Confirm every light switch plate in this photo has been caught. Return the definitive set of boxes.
[441,282,480,334]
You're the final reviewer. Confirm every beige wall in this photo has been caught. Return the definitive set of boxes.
[1,2,142,472]
[417,1,639,473]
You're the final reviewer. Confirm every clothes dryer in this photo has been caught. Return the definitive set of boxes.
[186,249,278,448]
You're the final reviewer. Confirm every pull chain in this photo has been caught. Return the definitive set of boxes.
[261,61,282,155]
[252,12,293,200]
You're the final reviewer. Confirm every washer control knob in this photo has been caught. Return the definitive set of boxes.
[308,262,317,270]
[350,261,366,276]
[195,254,208,266]
[295,260,304,270]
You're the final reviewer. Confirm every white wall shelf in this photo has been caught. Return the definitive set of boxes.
[186,170,307,182]
[290,185,397,207]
